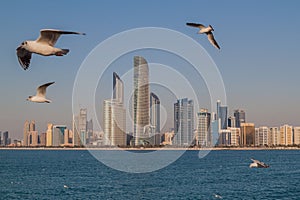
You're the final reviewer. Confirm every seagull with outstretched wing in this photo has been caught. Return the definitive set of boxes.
[16,29,85,70]
[186,22,220,50]
[27,82,55,103]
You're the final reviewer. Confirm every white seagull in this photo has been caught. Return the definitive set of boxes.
[186,22,220,49]
[27,82,55,103]
[16,29,85,70]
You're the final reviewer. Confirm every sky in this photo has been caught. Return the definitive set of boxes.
[0,0,300,140]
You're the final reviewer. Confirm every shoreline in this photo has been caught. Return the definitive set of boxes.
[0,147,299,151]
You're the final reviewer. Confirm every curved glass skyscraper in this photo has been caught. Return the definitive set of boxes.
[133,56,150,145]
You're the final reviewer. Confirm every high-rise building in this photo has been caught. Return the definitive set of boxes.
[79,108,87,145]
[103,100,126,146]
[174,98,194,146]
[240,123,255,146]
[72,115,81,146]
[64,129,72,146]
[113,72,124,104]
[230,127,240,146]
[2,131,8,146]
[39,132,47,146]
[103,72,126,146]
[294,127,300,145]
[23,120,35,146]
[28,131,38,147]
[216,100,227,130]
[87,119,93,142]
[234,109,246,128]
[150,92,160,145]
[52,125,66,146]
[196,108,211,147]
[46,123,53,147]
[257,126,269,146]
[228,116,236,128]
[269,127,280,146]
[133,56,150,145]
[280,124,293,146]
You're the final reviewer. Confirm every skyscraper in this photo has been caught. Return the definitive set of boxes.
[46,123,53,147]
[228,116,236,128]
[196,108,211,147]
[240,123,255,146]
[216,100,227,130]
[72,115,81,146]
[234,109,246,128]
[174,98,194,146]
[2,131,8,146]
[103,72,126,146]
[103,100,126,146]
[133,56,150,145]
[23,120,35,146]
[257,126,269,146]
[150,92,160,145]
[79,108,87,145]
[52,125,66,146]
[113,72,124,103]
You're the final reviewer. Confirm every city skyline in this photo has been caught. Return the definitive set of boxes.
[1,1,300,140]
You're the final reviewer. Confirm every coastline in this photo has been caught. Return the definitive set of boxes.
[0,147,299,151]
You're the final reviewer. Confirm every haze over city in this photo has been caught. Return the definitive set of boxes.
[1,0,300,140]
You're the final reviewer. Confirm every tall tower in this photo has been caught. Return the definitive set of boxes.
[150,92,160,145]
[113,72,124,103]
[216,100,227,130]
[23,120,35,146]
[72,115,81,146]
[234,109,246,128]
[103,72,126,146]
[133,56,150,145]
[79,108,87,145]
[196,108,211,147]
[174,98,194,146]
[46,123,53,146]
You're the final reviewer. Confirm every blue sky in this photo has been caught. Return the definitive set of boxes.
[1,0,300,139]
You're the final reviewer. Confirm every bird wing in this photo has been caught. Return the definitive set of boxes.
[36,82,55,97]
[36,29,85,46]
[251,159,259,163]
[207,32,220,49]
[186,22,205,29]
[16,46,32,70]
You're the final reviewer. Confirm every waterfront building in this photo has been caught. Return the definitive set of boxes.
[133,56,150,145]
[150,92,161,145]
[28,131,38,147]
[46,123,53,147]
[39,132,47,146]
[196,108,211,147]
[52,125,66,146]
[23,120,35,146]
[294,127,300,145]
[2,131,9,146]
[103,72,126,146]
[280,124,293,146]
[258,126,269,146]
[269,127,280,146]
[234,109,246,128]
[174,98,194,146]
[240,123,255,146]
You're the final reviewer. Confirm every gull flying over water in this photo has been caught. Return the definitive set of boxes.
[186,22,220,49]
[27,82,55,103]
[16,29,85,70]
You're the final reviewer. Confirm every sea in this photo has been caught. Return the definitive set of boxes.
[0,150,299,200]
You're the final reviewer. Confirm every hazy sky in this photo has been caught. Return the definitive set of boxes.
[1,0,300,139]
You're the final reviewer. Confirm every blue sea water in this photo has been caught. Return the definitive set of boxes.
[0,150,299,200]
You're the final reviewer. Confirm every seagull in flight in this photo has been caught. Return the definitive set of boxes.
[186,23,220,49]
[16,29,85,70]
[27,82,55,103]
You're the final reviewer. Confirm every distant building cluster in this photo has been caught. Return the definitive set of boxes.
[3,56,300,148]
